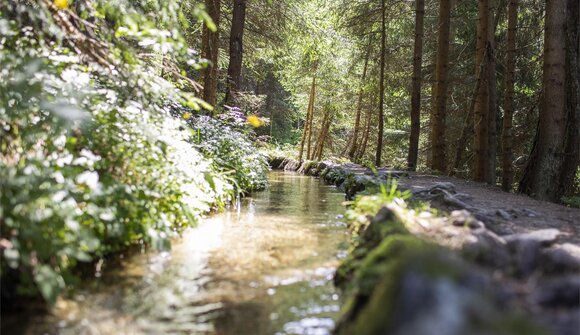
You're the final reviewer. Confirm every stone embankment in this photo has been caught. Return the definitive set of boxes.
[269,157,580,335]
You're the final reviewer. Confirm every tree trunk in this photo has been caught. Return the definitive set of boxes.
[474,0,497,183]
[314,108,334,160]
[560,0,579,197]
[298,76,316,161]
[225,0,246,105]
[473,0,488,182]
[430,0,452,172]
[356,108,373,163]
[306,78,317,160]
[201,0,220,109]
[487,1,498,185]
[375,0,386,167]
[518,0,567,201]
[313,107,329,160]
[453,1,503,176]
[408,0,425,171]
[501,0,518,191]
[348,47,371,160]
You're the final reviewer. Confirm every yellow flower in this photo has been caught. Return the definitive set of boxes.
[247,115,264,128]
[182,112,191,120]
[54,0,69,10]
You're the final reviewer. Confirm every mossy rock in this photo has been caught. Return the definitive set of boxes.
[335,207,410,288]
[342,174,384,200]
[335,246,546,335]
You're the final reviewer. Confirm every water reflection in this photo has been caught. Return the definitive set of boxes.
[4,171,347,335]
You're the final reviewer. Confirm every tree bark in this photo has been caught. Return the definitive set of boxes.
[430,0,452,172]
[201,0,220,109]
[474,0,492,182]
[306,78,317,160]
[375,0,386,167]
[408,0,425,171]
[487,1,498,185]
[356,107,373,163]
[560,0,579,197]
[518,0,567,201]
[225,0,246,105]
[501,0,517,191]
[298,76,316,162]
[314,108,334,160]
[348,46,371,160]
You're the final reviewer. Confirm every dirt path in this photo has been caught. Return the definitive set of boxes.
[398,173,580,245]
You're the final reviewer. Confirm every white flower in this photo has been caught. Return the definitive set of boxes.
[76,171,99,190]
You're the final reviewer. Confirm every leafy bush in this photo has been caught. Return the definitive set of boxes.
[184,110,269,192]
[0,1,263,303]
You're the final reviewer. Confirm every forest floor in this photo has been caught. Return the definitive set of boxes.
[398,173,580,245]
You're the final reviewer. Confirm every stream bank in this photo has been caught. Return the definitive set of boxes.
[270,157,580,335]
[2,171,348,335]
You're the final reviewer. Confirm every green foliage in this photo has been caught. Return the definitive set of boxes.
[186,114,269,192]
[0,1,264,303]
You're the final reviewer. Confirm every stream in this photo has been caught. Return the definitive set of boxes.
[6,171,349,335]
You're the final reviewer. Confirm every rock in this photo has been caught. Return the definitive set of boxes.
[462,230,511,268]
[504,229,562,246]
[531,275,580,308]
[496,209,512,220]
[454,193,473,202]
[504,229,563,277]
[449,210,485,230]
[335,249,543,335]
[376,169,409,180]
[521,208,541,217]
[539,244,580,274]
[343,174,381,200]
[283,159,301,171]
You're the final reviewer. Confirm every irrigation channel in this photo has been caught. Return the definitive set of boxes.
[7,171,349,335]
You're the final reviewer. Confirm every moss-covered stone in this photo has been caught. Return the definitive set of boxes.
[336,248,547,335]
[335,207,410,288]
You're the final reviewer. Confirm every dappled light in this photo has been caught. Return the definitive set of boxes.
[1,0,578,334]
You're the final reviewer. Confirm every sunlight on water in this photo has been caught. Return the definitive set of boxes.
[6,172,348,335]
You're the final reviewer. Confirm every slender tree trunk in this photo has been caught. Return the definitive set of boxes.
[225,0,246,105]
[201,0,220,109]
[474,0,496,183]
[501,0,518,191]
[356,108,373,162]
[306,78,317,160]
[487,1,498,184]
[518,0,568,201]
[348,47,371,160]
[298,77,316,161]
[313,108,329,160]
[314,108,334,160]
[430,0,452,172]
[375,0,386,167]
[408,0,425,171]
[453,2,503,176]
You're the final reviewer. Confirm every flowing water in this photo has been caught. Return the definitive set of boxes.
[4,171,349,335]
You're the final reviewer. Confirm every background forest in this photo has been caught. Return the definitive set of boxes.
[194,0,578,202]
